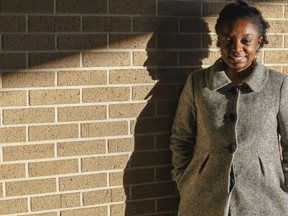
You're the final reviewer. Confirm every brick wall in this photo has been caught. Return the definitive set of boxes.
[0,0,287,215]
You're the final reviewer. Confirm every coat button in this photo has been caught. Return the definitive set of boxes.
[230,86,239,95]
[227,143,237,153]
[228,113,237,122]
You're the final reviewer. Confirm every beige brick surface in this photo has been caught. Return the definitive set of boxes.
[133,51,178,66]
[109,103,153,118]
[109,33,153,49]
[59,174,107,191]
[81,121,128,137]
[82,52,131,67]
[57,140,106,157]
[0,127,26,143]
[6,178,56,196]
[109,0,156,14]
[0,183,2,197]
[58,105,106,122]
[0,0,54,13]
[0,53,26,69]
[60,207,107,216]
[264,50,288,64]
[0,199,28,215]
[57,34,107,50]
[57,70,107,86]
[57,0,107,13]
[82,17,131,32]
[0,15,26,32]
[3,108,55,125]
[108,137,135,153]
[82,87,130,102]
[29,159,79,177]
[109,69,154,84]
[27,213,58,216]
[29,89,80,105]
[268,20,288,33]
[29,53,80,69]
[81,155,129,172]
[3,144,55,161]
[110,204,126,216]
[109,172,124,186]
[29,16,80,32]
[266,35,283,49]
[0,163,26,179]
[0,91,26,106]
[83,188,125,205]
[285,36,288,48]
[2,71,55,88]
[158,1,201,16]
[28,124,78,141]
[3,35,55,50]
[133,17,178,32]
[31,193,80,211]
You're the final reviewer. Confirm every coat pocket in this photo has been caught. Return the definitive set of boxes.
[258,157,265,176]
[198,154,210,174]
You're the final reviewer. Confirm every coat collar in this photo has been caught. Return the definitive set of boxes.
[206,58,269,92]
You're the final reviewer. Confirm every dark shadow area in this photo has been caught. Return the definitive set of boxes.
[124,19,212,215]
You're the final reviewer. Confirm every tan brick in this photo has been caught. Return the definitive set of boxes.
[57,0,107,13]
[29,159,78,177]
[269,20,288,33]
[82,155,129,172]
[203,3,228,17]
[110,204,125,216]
[252,4,284,18]
[0,163,25,179]
[27,213,57,216]
[109,69,154,84]
[180,50,220,66]
[203,34,216,49]
[123,168,154,185]
[110,0,155,14]
[128,150,171,167]
[82,52,130,67]
[0,15,25,32]
[57,34,107,50]
[131,182,175,199]
[285,36,288,48]
[81,121,128,138]
[158,1,201,16]
[57,70,107,86]
[109,172,123,186]
[132,84,177,100]
[0,183,2,197]
[131,117,173,135]
[58,140,106,157]
[82,16,131,32]
[0,127,26,143]
[133,51,177,67]
[31,193,80,211]
[123,200,155,215]
[0,91,26,106]
[157,197,179,212]
[29,89,80,105]
[263,35,283,49]
[29,53,80,69]
[284,66,288,74]
[108,137,135,153]
[83,188,125,205]
[3,35,55,50]
[60,207,107,216]
[28,124,78,141]
[0,0,54,13]
[59,173,107,191]
[58,105,106,122]
[3,144,54,161]
[2,71,55,88]
[133,17,178,32]
[6,179,56,196]
[0,199,28,215]
[158,34,201,49]
[0,53,26,69]
[29,16,80,32]
[109,33,153,49]
[180,17,216,33]
[109,103,154,118]
[3,108,55,125]
[265,50,288,64]
[82,87,130,103]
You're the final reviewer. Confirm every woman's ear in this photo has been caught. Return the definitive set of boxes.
[257,36,263,48]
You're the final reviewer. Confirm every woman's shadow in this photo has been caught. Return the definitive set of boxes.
[124,19,212,215]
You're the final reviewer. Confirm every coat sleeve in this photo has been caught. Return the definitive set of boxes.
[170,73,197,184]
[278,76,288,188]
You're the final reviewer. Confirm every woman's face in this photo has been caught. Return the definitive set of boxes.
[218,18,263,73]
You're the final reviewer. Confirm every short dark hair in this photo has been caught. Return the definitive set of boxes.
[215,0,269,48]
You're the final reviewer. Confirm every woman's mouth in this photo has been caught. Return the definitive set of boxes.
[229,55,247,63]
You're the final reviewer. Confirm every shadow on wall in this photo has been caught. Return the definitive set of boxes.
[124,18,212,215]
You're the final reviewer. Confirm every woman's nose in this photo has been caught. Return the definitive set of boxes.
[232,41,242,52]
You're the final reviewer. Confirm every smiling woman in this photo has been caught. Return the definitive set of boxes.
[170,0,288,215]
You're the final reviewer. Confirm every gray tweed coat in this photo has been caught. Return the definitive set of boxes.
[170,59,288,216]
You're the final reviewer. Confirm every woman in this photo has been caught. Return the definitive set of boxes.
[170,1,288,215]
